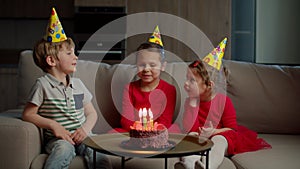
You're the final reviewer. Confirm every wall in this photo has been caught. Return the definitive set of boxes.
[0,0,231,112]
[126,0,231,62]
[256,0,300,64]
[0,0,231,64]
[0,0,74,65]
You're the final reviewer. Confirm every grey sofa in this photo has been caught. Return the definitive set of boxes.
[0,50,300,169]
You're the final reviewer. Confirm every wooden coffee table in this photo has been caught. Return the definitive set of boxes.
[83,133,213,169]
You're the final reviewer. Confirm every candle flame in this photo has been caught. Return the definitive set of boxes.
[142,108,147,116]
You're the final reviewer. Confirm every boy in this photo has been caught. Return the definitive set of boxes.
[22,8,112,169]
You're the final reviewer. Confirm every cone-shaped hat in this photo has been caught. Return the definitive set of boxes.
[148,25,163,47]
[44,8,67,42]
[202,37,227,70]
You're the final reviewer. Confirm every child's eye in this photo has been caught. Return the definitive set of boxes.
[137,64,145,68]
[65,50,73,55]
[190,78,196,83]
[186,77,195,83]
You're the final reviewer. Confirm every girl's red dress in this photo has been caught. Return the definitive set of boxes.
[111,79,181,133]
[182,94,271,155]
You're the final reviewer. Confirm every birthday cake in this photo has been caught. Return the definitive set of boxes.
[122,108,173,149]
[128,121,171,149]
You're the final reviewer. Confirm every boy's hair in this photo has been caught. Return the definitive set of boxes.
[136,42,165,62]
[189,60,229,88]
[33,37,75,72]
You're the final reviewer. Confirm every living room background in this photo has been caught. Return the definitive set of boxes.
[0,0,299,112]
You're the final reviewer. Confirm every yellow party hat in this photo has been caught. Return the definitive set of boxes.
[202,37,227,70]
[44,8,67,42]
[148,25,163,47]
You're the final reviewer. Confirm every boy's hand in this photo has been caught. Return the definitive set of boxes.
[71,127,88,144]
[51,122,75,145]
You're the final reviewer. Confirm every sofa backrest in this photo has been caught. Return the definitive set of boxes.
[18,51,300,134]
[224,60,300,134]
[18,50,44,108]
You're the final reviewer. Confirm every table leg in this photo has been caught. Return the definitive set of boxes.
[206,150,210,169]
[164,158,168,169]
[93,150,96,169]
[121,157,125,169]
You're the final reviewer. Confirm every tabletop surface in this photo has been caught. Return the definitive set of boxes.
[83,133,213,158]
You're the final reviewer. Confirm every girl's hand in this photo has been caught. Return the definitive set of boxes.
[199,121,215,138]
[188,132,199,136]
[189,97,199,107]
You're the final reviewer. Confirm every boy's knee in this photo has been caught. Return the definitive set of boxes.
[52,140,75,155]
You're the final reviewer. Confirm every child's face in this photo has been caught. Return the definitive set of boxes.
[55,44,78,75]
[184,68,208,98]
[136,50,164,84]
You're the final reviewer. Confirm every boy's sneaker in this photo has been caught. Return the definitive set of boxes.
[174,161,200,169]
[174,162,186,169]
[195,160,205,169]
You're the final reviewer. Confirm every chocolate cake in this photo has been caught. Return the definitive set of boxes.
[126,122,172,149]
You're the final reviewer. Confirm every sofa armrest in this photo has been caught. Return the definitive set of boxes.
[0,112,42,169]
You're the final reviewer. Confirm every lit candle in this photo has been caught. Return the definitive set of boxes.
[142,108,147,130]
[148,108,153,129]
[138,108,142,123]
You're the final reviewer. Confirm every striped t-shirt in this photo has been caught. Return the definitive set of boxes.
[27,73,92,138]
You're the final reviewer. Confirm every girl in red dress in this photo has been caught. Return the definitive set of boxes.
[111,26,181,133]
[175,60,271,169]
[119,42,179,132]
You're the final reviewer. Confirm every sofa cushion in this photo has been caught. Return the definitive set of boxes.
[72,59,102,133]
[30,154,87,169]
[73,59,100,109]
[18,50,43,108]
[95,63,136,132]
[224,60,300,134]
[231,134,300,169]
[0,116,41,169]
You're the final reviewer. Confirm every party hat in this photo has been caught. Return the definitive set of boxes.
[44,8,67,42]
[202,37,227,70]
[148,25,163,47]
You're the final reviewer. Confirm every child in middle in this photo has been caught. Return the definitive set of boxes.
[113,26,180,133]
